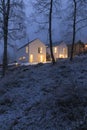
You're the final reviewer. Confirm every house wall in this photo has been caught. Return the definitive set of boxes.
[57,42,68,58]
[85,44,87,51]
[46,46,59,60]
[29,39,46,63]
[53,46,59,59]
[46,42,68,61]
[75,43,84,54]
[67,43,85,57]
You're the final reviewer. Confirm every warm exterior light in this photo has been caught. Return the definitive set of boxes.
[19,57,22,60]
[54,47,57,53]
[40,47,42,53]
[85,45,87,48]
[63,48,67,54]
[15,62,18,66]
[19,56,26,60]
[26,46,28,53]
[64,54,67,58]
[40,55,43,62]
[30,54,33,63]
[65,55,68,58]
[59,54,64,58]
[23,56,26,59]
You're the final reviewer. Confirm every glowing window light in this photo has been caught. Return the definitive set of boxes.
[23,56,26,59]
[26,46,28,53]
[19,57,22,60]
[85,44,87,48]
[63,48,67,54]
[64,54,68,58]
[15,62,18,66]
[30,54,33,63]
[19,56,26,60]
[40,47,42,53]
[40,55,43,62]
[54,47,57,53]
[59,54,64,58]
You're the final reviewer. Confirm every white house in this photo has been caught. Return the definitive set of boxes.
[47,41,68,61]
[17,39,46,63]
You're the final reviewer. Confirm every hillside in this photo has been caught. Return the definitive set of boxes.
[0,55,87,130]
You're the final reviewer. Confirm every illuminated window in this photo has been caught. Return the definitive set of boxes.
[59,54,64,58]
[54,47,57,53]
[23,56,26,59]
[65,55,68,58]
[63,48,67,54]
[19,57,22,60]
[40,55,43,62]
[26,46,28,53]
[19,56,26,60]
[38,47,42,53]
[85,44,87,48]
[30,54,33,63]
[63,48,67,58]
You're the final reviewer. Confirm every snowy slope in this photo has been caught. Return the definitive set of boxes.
[0,55,87,130]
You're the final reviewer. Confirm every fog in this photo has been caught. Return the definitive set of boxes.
[0,0,87,63]
[25,0,87,44]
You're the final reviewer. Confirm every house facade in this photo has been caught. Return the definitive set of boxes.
[84,43,87,52]
[46,41,68,61]
[67,41,85,57]
[17,39,46,63]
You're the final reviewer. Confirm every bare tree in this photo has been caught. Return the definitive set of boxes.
[49,0,55,63]
[70,0,87,61]
[0,0,26,76]
[63,0,87,60]
[2,0,10,76]
[70,0,77,61]
[31,0,61,64]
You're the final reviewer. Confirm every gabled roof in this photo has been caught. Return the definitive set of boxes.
[18,38,39,50]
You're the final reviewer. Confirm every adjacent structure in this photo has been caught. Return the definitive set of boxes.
[84,43,87,51]
[46,41,68,61]
[67,41,85,57]
[17,39,46,63]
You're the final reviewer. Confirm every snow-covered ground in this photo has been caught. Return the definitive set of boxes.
[0,55,87,130]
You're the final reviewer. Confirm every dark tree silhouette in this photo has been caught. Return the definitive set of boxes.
[0,0,26,76]
[31,0,61,64]
[70,0,77,61]
[49,0,55,64]
[62,0,87,60]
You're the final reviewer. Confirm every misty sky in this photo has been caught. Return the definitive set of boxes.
[0,0,87,63]
[24,0,87,44]
[24,0,65,44]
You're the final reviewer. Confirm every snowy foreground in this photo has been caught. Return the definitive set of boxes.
[0,55,87,130]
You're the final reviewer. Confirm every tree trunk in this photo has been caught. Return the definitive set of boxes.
[49,0,55,64]
[2,0,10,76]
[70,0,76,61]
[3,33,8,76]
